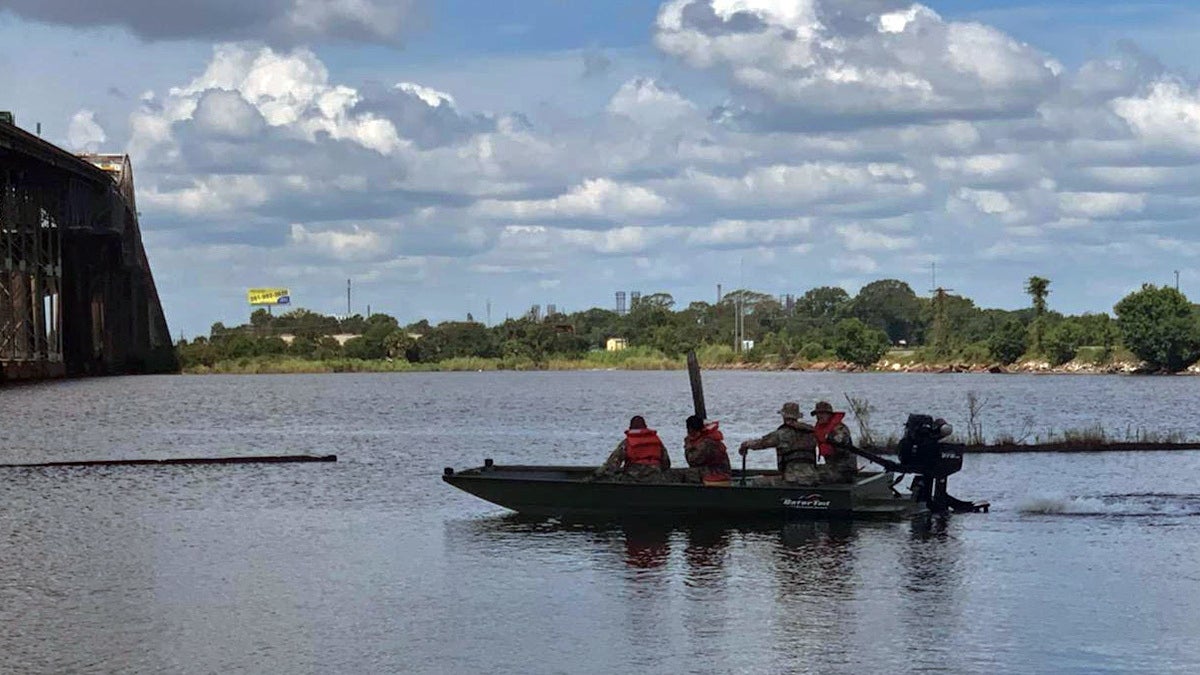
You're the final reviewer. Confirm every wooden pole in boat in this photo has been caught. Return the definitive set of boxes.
[686,350,706,420]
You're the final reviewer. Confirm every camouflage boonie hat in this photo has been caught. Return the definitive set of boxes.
[778,401,801,418]
[811,401,835,415]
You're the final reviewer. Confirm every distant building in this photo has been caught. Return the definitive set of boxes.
[606,338,628,352]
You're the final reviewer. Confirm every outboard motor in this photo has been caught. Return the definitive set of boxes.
[896,414,987,514]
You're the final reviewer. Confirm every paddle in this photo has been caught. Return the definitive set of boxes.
[686,350,706,420]
[740,452,747,487]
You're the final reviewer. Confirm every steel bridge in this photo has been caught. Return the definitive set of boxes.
[0,118,176,381]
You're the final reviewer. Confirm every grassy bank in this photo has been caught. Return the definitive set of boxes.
[182,347,686,374]
[181,344,1167,376]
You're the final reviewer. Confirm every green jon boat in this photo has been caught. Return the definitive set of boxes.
[443,462,929,520]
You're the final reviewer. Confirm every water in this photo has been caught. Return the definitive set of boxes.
[1,371,1198,674]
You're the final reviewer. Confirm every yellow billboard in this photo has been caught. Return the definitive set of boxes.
[247,288,291,306]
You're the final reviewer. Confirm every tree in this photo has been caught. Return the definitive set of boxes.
[638,292,675,310]
[794,286,850,324]
[343,336,386,359]
[1073,313,1118,357]
[832,318,890,367]
[1113,284,1200,372]
[313,336,343,360]
[846,279,922,344]
[257,336,288,356]
[924,291,980,357]
[340,314,368,334]
[383,331,416,360]
[276,308,338,338]
[1042,320,1085,366]
[416,321,500,361]
[287,335,318,359]
[249,308,273,329]
[1025,276,1051,354]
[988,319,1027,365]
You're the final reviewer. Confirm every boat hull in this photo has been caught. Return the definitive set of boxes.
[443,465,924,520]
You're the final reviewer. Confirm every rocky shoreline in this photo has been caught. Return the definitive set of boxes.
[710,359,1191,375]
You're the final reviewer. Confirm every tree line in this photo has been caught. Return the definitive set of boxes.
[176,279,1200,373]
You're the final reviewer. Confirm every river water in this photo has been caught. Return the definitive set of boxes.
[1,371,1198,674]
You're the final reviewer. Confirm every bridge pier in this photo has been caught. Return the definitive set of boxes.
[1,119,176,381]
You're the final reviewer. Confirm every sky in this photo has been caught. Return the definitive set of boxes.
[3,0,1200,337]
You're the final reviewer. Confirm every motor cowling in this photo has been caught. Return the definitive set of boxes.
[897,414,953,468]
[895,413,984,513]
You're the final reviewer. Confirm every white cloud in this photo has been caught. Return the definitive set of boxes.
[1057,192,1146,219]
[686,218,811,248]
[1112,79,1200,150]
[396,82,456,109]
[980,240,1050,260]
[477,178,672,221]
[658,162,926,214]
[956,188,1016,216]
[934,154,1027,183]
[655,0,1060,125]
[607,78,697,127]
[289,223,387,260]
[831,253,879,274]
[192,90,266,138]
[141,175,272,216]
[836,224,915,252]
[67,109,106,151]
[141,44,406,159]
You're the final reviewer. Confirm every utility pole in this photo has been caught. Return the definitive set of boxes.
[1175,270,1180,291]
[486,299,492,327]
[346,279,351,317]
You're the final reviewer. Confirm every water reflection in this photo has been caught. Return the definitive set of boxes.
[621,522,671,570]
[445,514,1005,672]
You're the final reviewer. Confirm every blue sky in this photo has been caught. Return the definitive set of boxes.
[3,0,1200,337]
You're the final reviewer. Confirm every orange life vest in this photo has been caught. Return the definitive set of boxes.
[686,421,731,483]
[624,428,666,467]
[814,412,846,458]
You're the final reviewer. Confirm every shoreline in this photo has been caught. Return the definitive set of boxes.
[180,356,1188,376]
[960,441,1200,454]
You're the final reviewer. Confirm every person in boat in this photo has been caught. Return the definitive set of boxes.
[595,415,671,482]
[811,401,857,484]
[738,401,819,485]
[682,414,732,486]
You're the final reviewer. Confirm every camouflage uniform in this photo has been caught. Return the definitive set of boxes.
[812,401,857,484]
[742,403,820,486]
[681,431,732,485]
[596,439,673,483]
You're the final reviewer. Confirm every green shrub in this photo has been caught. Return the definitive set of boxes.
[1114,284,1200,372]
[833,319,890,367]
[696,343,738,365]
[988,319,1027,365]
[958,341,991,364]
[799,342,825,361]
